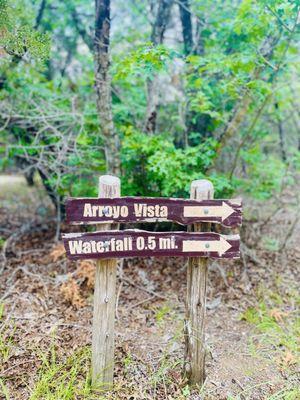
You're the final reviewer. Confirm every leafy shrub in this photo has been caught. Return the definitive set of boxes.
[234,146,293,199]
[121,128,234,198]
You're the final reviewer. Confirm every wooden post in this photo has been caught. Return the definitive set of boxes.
[184,179,214,386]
[92,175,120,387]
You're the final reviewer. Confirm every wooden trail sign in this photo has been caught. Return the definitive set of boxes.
[62,176,242,389]
[62,230,240,260]
[66,197,242,227]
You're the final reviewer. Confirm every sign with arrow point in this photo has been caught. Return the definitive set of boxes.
[62,230,240,260]
[66,197,242,227]
[182,235,233,256]
[183,201,236,222]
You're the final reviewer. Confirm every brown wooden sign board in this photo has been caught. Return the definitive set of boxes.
[66,197,242,227]
[62,229,240,260]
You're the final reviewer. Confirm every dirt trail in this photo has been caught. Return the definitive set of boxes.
[0,175,26,185]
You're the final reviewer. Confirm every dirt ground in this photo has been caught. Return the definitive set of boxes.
[0,175,299,400]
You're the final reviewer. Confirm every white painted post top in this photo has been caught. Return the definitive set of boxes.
[99,175,121,198]
[190,179,214,200]
[99,175,121,185]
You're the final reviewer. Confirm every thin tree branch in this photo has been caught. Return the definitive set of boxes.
[35,0,47,29]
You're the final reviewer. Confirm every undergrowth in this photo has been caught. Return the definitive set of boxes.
[0,303,15,364]
[29,344,93,400]
[0,287,299,399]
[240,287,300,399]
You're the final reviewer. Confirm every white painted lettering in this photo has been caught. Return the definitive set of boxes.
[69,240,83,254]
[83,204,93,217]
[83,242,92,253]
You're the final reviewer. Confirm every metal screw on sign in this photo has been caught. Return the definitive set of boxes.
[205,243,210,249]
[204,209,209,215]
[103,206,109,215]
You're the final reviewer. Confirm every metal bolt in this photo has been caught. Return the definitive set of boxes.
[205,243,210,249]
[204,209,209,215]
[103,206,109,215]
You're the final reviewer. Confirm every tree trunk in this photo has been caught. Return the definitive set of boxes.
[178,0,193,56]
[178,1,210,143]
[278,119,286,162]
[144,0,173,134]
[275,103,286,162]
[94,0,120,174]
[35,0,47,29]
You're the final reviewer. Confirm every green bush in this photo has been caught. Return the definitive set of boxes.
[121,128,234,198]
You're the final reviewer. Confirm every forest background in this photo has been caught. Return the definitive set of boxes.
[1,0,300,208]
[0,0,299,399]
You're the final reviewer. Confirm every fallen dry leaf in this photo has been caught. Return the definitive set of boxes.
[50,242,66,262]
[269,308,287,322]
[60,276,85,309]
[76,260,96,289]
[280,350,296,367]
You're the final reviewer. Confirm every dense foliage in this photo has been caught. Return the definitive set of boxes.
[0,0,299,206]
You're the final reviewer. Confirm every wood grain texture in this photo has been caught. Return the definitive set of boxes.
[184,179,214,386]
[91,175,120,387]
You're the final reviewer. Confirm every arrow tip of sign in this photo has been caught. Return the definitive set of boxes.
[219,236,232,256]
[221,201,235,221]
